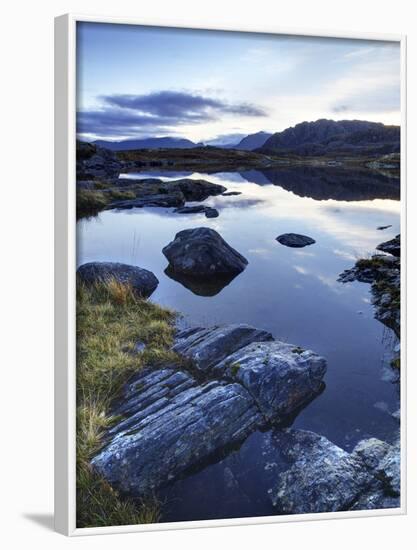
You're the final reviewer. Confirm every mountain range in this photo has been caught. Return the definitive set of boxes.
[93,131,273,152]
[90,120,399,157]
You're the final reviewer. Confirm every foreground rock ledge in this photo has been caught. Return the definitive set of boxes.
[77,262,159,298]
[269,430,400,513]
[91,323,327,496]
[163,227,248,277]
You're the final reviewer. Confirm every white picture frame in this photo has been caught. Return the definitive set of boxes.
[54,13,407,536]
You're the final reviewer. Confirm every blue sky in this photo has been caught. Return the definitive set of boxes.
[76,22,400,142]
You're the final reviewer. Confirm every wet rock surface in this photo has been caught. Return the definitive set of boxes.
[77,262,159,298]
[276,233,316,248]
[163,227,248,277]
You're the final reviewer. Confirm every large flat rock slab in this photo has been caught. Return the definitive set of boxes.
[92,368,262,496]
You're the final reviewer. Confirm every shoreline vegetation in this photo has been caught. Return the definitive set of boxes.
[76,279,179,527]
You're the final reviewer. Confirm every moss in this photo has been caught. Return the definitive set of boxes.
[390,356,400,370]
[230,362,241,377]
[76,279,178,527]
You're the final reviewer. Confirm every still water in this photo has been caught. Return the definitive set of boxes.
[77,168,400,521]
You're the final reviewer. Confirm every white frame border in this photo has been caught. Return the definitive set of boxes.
[54,13,407,536]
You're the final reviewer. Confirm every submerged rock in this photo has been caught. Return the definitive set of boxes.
[276,233,316,248]
[77,262,159,298]
[163,227,248,277]
[377,234,401,257]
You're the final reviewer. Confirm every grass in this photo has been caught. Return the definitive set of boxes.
[77,188,136,218]
[76,278,178,528]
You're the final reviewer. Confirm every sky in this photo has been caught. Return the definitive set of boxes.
[76,22,401,143]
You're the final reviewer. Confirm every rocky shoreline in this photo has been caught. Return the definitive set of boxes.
[339,235,400,341]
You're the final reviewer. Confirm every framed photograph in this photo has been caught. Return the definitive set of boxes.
[54,14,406,536]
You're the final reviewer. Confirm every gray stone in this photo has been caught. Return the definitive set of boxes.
[77,262,159,298]
[213,341,327,420]
[172,324,273,373]
[163,227,248,277]
[352,438,392,470]
[276,233,316,248]
[269,429,373,513]
[377,441,400,496]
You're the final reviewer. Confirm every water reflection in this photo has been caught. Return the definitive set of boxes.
[164,266,239,297]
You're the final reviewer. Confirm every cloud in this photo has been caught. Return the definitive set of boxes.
[77,91,266,139]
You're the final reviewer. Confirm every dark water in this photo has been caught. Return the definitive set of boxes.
[77,167,400,522]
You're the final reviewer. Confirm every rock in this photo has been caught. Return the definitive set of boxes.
[174,179,226,201]
[352,438,392,470]
[213,341,327,420]
[91,322,329,499]
[269,429,373,513]
[377,225,392,230]
[162,227,248,277]
[77,143,122,179]
[91,367,262,496]
[276,233,316,248]
[173,324,273,373]
[109,192,185,209]
[174,205,219,218]
[269,432,401,514]
[77,262,159,298]
[222,191,242,196]
[377,234,400,257]
[376,441,400,496]
[174,205,207,214]
[205,207,219,218]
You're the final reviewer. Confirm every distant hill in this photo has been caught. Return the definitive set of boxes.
[93,137,200,150]
[259,119,400,156]
[233,131,273,150]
